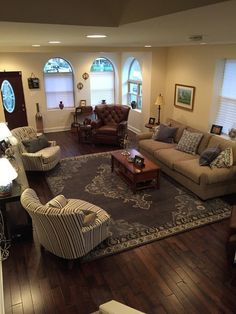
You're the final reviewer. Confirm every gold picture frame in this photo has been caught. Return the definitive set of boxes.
[80,100,86,107]
[174,84,195,111]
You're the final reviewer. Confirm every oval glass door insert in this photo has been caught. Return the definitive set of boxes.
[1,80,16,113]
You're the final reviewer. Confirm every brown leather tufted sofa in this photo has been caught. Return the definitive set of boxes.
[92,104,130,146]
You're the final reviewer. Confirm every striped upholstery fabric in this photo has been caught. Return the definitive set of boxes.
[11,126,61,171]
[20,188,111,260]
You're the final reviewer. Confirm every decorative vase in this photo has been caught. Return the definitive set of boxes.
[35,103,44,133]
[59,101,64,110]
[131,101,137,109]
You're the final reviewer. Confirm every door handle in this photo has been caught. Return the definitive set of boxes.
[22,104,26,111]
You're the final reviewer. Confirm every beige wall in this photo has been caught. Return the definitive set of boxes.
[163,44,236,132]
[1,44,236,134]
[0,52,121,132]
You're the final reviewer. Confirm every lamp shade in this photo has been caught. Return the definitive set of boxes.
[155,94,164,107]
[0,123,12,141]
[0,157,18,196]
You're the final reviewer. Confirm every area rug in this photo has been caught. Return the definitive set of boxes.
[46,151,232,261]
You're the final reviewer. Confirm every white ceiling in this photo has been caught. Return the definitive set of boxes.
[0,0,235,52]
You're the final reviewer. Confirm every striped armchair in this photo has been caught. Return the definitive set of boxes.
[11,126,61,171]
[20,188,111,261]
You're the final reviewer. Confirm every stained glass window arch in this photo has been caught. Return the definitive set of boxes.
[1,80,15,113]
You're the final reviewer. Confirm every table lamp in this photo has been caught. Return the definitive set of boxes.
[0,122,12,141]
[0,157,18,196]
[155,94,164,125]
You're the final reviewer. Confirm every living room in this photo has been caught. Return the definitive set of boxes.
[1,1,236,313]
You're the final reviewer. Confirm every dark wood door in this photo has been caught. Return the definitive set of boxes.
[0,71,28,129]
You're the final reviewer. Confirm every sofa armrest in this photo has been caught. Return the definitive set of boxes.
[136,132,152,142]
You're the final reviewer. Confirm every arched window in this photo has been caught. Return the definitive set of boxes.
[128,59,142,110]
[90,57,115,105]
[44,58,74,109]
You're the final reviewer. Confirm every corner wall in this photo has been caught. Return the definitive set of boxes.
[163,44,236,132]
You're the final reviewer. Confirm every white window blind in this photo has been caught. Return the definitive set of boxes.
[90,72,114,105]
[215,59,236,133]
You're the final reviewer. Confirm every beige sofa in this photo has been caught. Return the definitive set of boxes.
[137,118,236,200]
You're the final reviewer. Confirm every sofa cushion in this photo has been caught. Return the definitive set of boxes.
[167,118,187,143]
[155,123,178,143]
[174,158,236,185]
[22,134,50,153]
[152,125,160,140]
[207,135,236,165]
[210,147,233,168]
[139,139,176,156]
[176,129,203,155]
[199,147,221,166]
[154,147,197,169]
[39,146,61,164]
[186,127,212,155]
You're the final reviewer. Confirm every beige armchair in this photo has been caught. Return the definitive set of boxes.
[20,188,111,261]
[11,126,61,171]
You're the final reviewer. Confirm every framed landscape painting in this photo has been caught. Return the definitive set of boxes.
[174,84,195,111]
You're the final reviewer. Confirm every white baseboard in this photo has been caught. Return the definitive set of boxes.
[44,126,71,133]
[128,125,140,134]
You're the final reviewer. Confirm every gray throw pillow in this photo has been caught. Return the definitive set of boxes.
[176,129,203,155]
[155,124,178,143]
[199,147,221,166]
[23,134,50,153]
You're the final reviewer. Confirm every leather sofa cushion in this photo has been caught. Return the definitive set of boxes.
[139,139,176,156]
[95,125,118,135]
[174,158,236,184]
[154,147,197,169]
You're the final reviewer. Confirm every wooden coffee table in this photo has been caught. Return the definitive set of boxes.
[111,149,160,193]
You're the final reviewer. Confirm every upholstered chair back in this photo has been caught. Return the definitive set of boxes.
[95,105,130,125]
[11,126,38,153]
[20,188,111,260]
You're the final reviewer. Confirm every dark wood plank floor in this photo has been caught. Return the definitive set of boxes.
[3,130,236,314]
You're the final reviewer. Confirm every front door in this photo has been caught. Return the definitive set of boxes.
[0,71,28,129]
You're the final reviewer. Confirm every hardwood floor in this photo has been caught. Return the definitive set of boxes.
[3,130,236,314]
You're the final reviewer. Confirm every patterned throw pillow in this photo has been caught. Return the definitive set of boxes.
[176,129,203,155]
[210,147,233,168]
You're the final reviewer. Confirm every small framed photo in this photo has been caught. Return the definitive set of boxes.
[148,117,156,125]
[134,155,145,168]
[174,84,195,111]
[80,100,86,107]
[210,124,223,135]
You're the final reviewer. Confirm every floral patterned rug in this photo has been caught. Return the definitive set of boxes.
[46,151,232,261]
